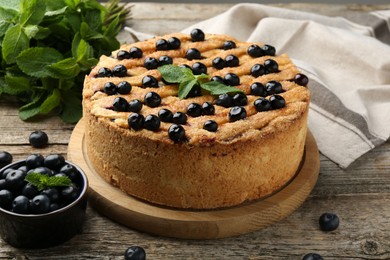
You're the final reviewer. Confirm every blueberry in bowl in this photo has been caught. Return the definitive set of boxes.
[0,153,88,248]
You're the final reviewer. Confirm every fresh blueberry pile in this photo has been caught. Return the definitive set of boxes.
[124,246,146,260]
[0,153,83,215]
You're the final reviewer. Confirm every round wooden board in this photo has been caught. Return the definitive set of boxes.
[68,118,320,239]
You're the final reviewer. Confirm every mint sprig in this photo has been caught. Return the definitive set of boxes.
[25,172,72,191]
[158,65,242,99]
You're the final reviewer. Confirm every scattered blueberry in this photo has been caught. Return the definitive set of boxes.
[144,57,159,70]
[117,50,131,60]
[203,120,218,132]
[265,81,283,95]
[128,99,143,113]
[201,102,215,115]
[96,67,112,77]
[264,59,279,74]
[112,97,131,112]
[187,103,203,117]
[0,151,13,168]
[156,39,169,51]
[167,37,181,49]
[142,75,159,88]
[117,81,132,94]
[212,57,226,70]
[124,245,146,260]
[190,28,205,42]
[223,41,236,50]
[215,93,233,108]
[29,131,49,148]
[302,253,324,260]
[262,44,276,56]
[269,95,286,109]
[254,98,271,112]
[187,84,202,98]
[232,92,248,106]
[112,64,127,77]
[294,73,309,86]
[158,55,173,66]
[225,54,239,67]
[224,73,240,86]
[158,109,173,122]
[251,64,265,78]
[319,213,340,231]
[247,44,265,57]
[250,82,267,97]
[192,62,207,75]
[211,75,224,83]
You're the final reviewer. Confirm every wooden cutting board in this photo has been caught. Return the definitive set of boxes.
[68,118,320,239]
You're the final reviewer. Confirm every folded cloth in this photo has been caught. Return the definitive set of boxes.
[181,4,390,168]
[126,4,390,168]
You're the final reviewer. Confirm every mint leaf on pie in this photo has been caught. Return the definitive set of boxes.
[158,64,242,99]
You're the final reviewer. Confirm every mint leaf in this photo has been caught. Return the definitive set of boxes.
[25,172,72,191]
[16,47,63,78]
[60,89,82,123]
[158,65,194,83]
[4,74,31,95]
[0,20,12,38]
[47,57,81,79]
[19,93,44,120]
[178,79,198,99]
[2,24,29,64]
[40,89,61,114]
[200,81,242,95]
[0,6,19,20]
[0,0,20,11]
[19,0,46,26]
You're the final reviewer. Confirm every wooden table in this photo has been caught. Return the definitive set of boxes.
[1,3,390,259]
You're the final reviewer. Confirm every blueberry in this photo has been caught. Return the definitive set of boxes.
[232,92,248,106]
[96,67,113,77]
[250,82,267,97]
[103,82,117,95]
[212,57,226,70]
[128,99,143,113]
[50,203,60,212]
[128,113,145,131]
[264,59,279,74]
[0,189,13,210]
[29,130,49,148]
[18,165,28,173]
[229,106,247,122]
[129,47,143,59]
[265,81,283,95]
[211,76,224,83]
[250,64,265,78]
[158,55,173,66]
[124,245,146,260]
[0,151,12,168]
[190,28,205,42]
[22,183,39,199]
[262,44,276,56]
[158,109,173,122]
[27,167,53,176]
[5,169,26,191]
[201,102,215,115]
[223,73,240,86]
[187,103,202,117]
[117,50,131,60]
[156,39,169,51]
[302,253,324,260]
[144,57,159,70]
[112,97,130,112]
[185,48,201,60]
[168,124,186,143]
[187,84,202,98]
[112,64,127,77]
[225,54,239,67]
[172,112,187,125]
[215,93,233,108]
[254,98,271,112]
[1,168,13,179]
[179,64,192,70]
[192,62,207,75]
[12,195,29,214]
[142,75,159,88]
[144,92,161,108]
[117,81,132,94]
[203,120,218,132]
[0,179,7,190]
[247,44,265,57]
[269,95,286,109]
[30,194,50,214]
[143,115,161,131]
[59,164,79,182]
[167,37,181,49]
[294,73,309,86]
[44,154,65,171]
[319,213,339,231]
[223,40,236,50]
[26,154,44,169]
[41,188,60,203]
[61,186,80,204]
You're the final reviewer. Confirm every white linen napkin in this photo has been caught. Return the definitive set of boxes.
[126,4,390,168]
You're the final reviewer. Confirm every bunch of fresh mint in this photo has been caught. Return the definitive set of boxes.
[0,0,131,123]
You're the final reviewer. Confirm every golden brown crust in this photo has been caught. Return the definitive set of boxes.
[83,32,310,209]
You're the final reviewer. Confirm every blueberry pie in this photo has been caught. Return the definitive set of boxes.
[83,29,310,209]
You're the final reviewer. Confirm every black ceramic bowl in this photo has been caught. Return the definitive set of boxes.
[0,159,88,248]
